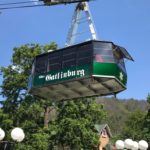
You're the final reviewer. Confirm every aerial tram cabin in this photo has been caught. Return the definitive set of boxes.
[28,40,133,100]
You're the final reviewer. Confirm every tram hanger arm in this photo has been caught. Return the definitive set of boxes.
[42,0,92,6]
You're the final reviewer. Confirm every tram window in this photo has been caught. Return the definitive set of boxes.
[77,44,92,58]
[49,63,61,71]
[77,57,92,65]
[63,59,76,68]
[49,51,62,62]
[62,48,76,60]
[116,58,126,73]
[93,42,114,63]
[101,56,114,63]
[48,51,62,71]
[94,42,112,50]
[118,58,126,73]
[94,48,113,56]
[64,47,76,54]
[78,50,92,58]
[35,55,48,74]
[49,51,62,57]
[49,57,61,64]
[113,49,126,73]
[62,47,76,68]
[63,53,76,60]
[79,44,92,51]
[77,49,92,59]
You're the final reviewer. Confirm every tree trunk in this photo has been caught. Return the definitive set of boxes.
[44,106,51,128]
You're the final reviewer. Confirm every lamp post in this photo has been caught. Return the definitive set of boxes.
[0,127,25,150]
[115,139,148,150]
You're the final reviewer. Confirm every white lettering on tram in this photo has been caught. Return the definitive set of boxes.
[45,69,85,81]
[77,69,85,77]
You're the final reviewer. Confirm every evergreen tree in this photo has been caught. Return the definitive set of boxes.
[143,94,150,148]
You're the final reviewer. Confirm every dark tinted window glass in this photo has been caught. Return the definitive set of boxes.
[49,51,61,58]
[49,63,61,71]
[117,58,126,73]
[49,57,61,64]
[76,43,93,65]
[63,59,76,68]
[49,51,62,71]
[35,55,48,74]
[77,57,92,65]
[77,44,93,59]
[62,47,76,69]
[63,47,76,54]
[113,49,126,73]
[63,53,76,60]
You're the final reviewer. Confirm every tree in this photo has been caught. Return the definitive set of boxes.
[121,109,146,140]
[143,94,150,147]
[1,43,56,111]
[0,42,58,149]
[52,99,107,150]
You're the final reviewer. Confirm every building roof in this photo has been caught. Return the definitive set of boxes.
[94,124,112,138]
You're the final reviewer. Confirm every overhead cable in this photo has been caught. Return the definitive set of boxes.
[0,0,42,6]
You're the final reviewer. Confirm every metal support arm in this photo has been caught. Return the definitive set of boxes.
[66,2,97,46]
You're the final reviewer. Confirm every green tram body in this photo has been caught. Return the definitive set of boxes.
[28,40,133,100]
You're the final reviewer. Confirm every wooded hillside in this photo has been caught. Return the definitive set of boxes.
[96,97,149,142]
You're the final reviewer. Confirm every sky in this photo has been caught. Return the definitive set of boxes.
[0,0,150,100]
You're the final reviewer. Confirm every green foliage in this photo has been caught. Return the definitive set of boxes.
[121,110,146,140]
[54,99,106,149]
[147,93,150,104]
[30,131,49,150]
[97,97,149,143]
[143,94,150,145]
[0,42,57,149]
[0,42,57,114]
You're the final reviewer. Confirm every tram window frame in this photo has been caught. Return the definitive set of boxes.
[31,60,35,75]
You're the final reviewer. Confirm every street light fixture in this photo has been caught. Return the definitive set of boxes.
[124,139,134,149]
[0,127,25,150]
[132,141,139,150]
[115,140,125,149]
[138,140,148,150]
[115,139,148,150]
[11,128,25,142]
[0,128,5,141]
